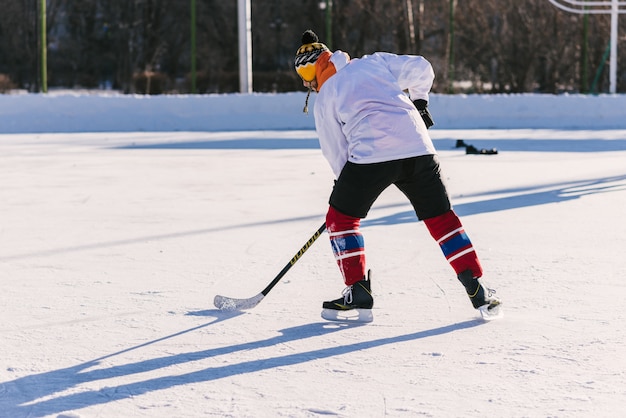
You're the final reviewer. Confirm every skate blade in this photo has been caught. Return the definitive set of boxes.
[321,308,373,323]
[478,302,503,321]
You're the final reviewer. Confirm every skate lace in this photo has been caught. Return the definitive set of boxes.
[485,287,499,302]
[342,286,353,304]
[476,278,497,300]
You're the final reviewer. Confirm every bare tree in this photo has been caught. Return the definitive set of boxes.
[0,0,40,90]
[0,0,621,93]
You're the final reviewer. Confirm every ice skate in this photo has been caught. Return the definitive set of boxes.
[457,269,503,321]
[321,270,373,323]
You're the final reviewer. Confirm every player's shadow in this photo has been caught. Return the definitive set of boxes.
[364,174,626,227]
[0,316,481,417]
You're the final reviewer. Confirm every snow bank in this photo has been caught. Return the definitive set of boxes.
[1,91,625,133]
[433,94,626,129]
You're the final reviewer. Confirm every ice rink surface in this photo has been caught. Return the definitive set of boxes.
[1,129,625,417]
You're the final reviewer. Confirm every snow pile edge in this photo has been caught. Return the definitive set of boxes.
[0,92,624,133]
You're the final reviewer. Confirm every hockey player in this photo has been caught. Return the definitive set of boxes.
[294,30,501,322]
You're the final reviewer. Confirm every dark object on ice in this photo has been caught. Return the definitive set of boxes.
[456,139,498,155]
[466,145,498,155]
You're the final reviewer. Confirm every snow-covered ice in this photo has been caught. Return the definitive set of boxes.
[1,93,625,417]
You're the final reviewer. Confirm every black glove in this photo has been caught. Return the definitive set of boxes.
[412,99,434,129]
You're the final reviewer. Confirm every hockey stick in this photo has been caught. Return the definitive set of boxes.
[214,222,327,311]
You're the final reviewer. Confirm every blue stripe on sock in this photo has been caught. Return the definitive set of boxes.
[440,231,472,257]
[331,234,364,255]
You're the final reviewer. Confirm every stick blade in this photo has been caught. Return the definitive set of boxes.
[214,293,264,311]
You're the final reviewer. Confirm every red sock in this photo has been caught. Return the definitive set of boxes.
[423,210,483,278]
[326,206,366,286]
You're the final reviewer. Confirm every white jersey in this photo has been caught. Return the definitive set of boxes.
[313,50,437,178]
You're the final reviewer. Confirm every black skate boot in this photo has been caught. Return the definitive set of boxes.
[457,269,502,320]
[321,270,374,323]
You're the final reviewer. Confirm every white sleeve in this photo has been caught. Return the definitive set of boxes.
[314,91,348,179]
[376,52,435,102]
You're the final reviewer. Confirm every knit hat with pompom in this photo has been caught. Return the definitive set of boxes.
[294,30,330,82]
